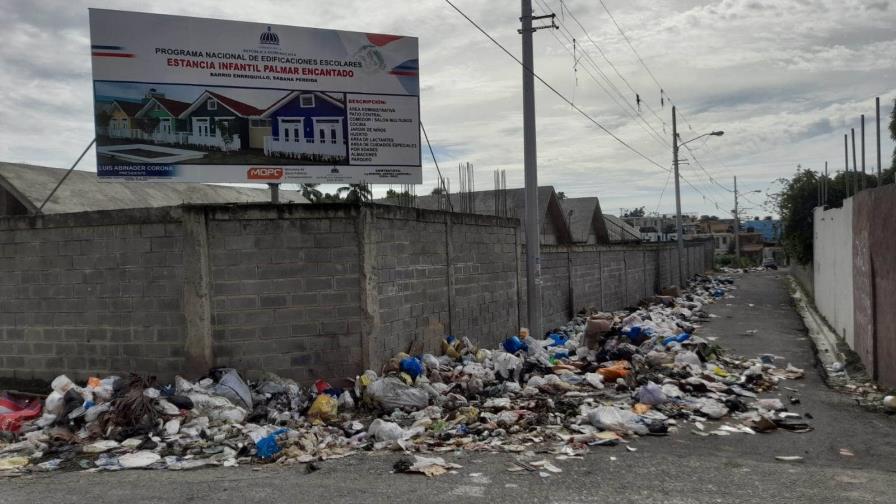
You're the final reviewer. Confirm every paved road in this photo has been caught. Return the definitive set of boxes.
[5,270,896,503]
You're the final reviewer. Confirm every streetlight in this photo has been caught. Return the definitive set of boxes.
[672,105,724,286]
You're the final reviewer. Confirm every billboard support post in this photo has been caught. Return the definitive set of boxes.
[38,138,96,214]
[269,183,280,204]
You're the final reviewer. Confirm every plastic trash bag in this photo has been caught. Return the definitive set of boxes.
[597,361,631,381]
[494,352,522,381]
[307,394,338,422]
[502,336,528,354]
[255,428,288,459]
[0,392,42,433]
[587,406,648,435]
[637,382,667,405]
[368,418,407,442]
[212,368,253,410]
[674,351,702,369]
[366,377,429,412]
[399,357,424,380]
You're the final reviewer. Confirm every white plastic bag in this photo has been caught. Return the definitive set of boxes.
[365,377,429,412]
[367,419,407,442]
[587,406,648,435]
[493,352,522,381]
[637,382,667,405]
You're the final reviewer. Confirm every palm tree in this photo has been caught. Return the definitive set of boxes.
[337,183,372,204]
[299,183,323,203]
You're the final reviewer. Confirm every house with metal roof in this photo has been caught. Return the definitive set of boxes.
[0,162,306,216]
[558,197,610,244]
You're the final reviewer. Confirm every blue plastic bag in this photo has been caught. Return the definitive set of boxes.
[255,428,288,459]
[546,333,568,347]
[399,357,424,379]
[662,332,691,346]
[503,336,529,354]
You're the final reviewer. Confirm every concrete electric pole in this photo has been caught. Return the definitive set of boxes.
[877,97,882,185]
[733,176,740,265]
[672,106,684,284]
[519,0,556,336]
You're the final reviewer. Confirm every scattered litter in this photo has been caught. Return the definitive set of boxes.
[396,455,461,477]
[775,456,804,462]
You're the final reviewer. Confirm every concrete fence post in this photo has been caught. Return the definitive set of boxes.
[356,206,380,372]
[445,214,456,336]
[181,207,213,375]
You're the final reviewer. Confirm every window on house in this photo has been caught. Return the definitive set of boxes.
[300,94,315,108]
[250,119,270,128]
[330,128,337,144]
[207,99,217,110]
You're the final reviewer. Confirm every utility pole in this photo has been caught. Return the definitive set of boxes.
[861,114,866,190]
[824,161,828,206]
[844,134,850,197]
[851,128,858,195]
[733,176,740,265]
[519,0,556,337]
[672,105,685,284]
[877,97,882,185]
[269,183,280,203]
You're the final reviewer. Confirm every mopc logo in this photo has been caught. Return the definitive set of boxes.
[247,167,283,180]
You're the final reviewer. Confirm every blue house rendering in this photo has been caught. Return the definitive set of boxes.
[260,91,348,163]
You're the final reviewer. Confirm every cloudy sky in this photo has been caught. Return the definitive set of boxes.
[2,0,894,217]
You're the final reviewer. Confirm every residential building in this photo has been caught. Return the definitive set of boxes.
[0,162,307,216]
[559,197,610,244]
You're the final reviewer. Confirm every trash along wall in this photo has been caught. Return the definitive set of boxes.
[0,203,712,385]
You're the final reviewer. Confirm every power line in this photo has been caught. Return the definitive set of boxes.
[442,0,726,210]
[443,0,668,172]
[557,1,670,132]
[596,0,736,196]
[538,0,671,149]
[655,167,673,213]
[538,11,671,150]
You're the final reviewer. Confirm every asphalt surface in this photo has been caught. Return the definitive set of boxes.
[4,270,896,504]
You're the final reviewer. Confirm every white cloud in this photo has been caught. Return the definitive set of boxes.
[0,0,894,216]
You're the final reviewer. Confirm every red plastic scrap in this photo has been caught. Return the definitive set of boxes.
[0,392,43,433]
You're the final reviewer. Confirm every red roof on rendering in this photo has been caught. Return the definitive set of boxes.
[154,97,191,117]
[206,91,264,117]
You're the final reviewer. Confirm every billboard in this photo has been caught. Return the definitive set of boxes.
[88,9,421,184]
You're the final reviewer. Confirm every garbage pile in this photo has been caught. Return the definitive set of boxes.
[1,274,810,475]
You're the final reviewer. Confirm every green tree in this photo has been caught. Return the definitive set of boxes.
[890,98,896,171]
[557,191,567,200]
[299,183,322,203]
[623,206,645,218]
[337,184,372,204]
[431,186,446,195]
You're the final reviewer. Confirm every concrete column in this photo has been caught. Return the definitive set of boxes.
[356,206,380,371]
[182,207,213,375]
[445,214,456,336]
[566,247,574,319]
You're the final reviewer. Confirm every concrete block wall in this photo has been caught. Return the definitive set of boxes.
[0,203,712,384]
[448,218,519,350]
[371,209,450,365]
[0,209,187,381]
[205,206,363,383]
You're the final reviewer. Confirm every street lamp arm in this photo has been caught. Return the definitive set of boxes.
[679,130,724,147]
